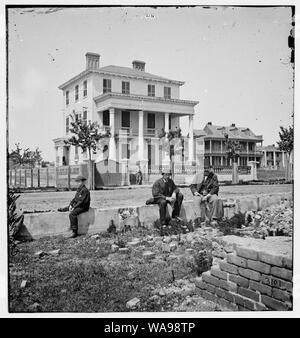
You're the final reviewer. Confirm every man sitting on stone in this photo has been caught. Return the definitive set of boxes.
[58,175,90,238]
[190,166,223,226]
[151,168,183,233]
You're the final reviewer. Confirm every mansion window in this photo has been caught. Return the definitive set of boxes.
[75,85,79,101]
[148,84,155,97]
[103,79,112,93]
[122,81,130,94]
[103,110,110,126]
[122,111,130,128]
[83,80,87,97]
[66,117,69,133]
[66,91,69,106]
[147,113,155,129]
[164,86,171,99]
[248,143,254,152]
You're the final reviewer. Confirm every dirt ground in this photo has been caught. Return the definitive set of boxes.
[17,184,292,212]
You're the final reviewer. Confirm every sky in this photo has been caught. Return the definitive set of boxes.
[7,5,294,162]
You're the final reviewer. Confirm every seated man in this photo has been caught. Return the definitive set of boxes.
[58,175,90,238]
[190,166,223,226]
[152,168,183,233]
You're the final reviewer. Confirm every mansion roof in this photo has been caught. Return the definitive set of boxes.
[59,65,184,90]
[203,123,263,142]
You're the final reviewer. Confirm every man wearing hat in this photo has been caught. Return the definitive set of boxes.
[151,168,183,231]
[190,166,223,226]
[58,175,90,238]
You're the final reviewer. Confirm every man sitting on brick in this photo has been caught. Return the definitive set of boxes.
[58,175,90,238]
[190,166,224,226]
[151,168,183,234]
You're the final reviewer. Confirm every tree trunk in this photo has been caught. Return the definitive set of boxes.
[232,160,239,184]
[170,145,175,179]
[87,149,94,190]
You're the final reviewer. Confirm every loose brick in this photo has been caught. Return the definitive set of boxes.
[211,267,228,280]
[236,247,258,260]
[247,259,271,274]
[261,274,292,292]
[201,290,218,303]
[272,288,292,303]
[142,251,155,260]
[202,271,220,288]
[229,274,249,288]
[119,248,129,254]
[238,267,261,281]
[282,257,293,269]
[219,279,237,293]
[261,295,289,311]
[227,254,247,267]
[238,287,260,302]
[271,266,293,282]
[249,280,272,296]
[219,261,238,274]
[258,252,284,267]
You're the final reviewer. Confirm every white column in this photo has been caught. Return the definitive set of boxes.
[109,108,116,160]
[264,151,267,167]
[164,112,169,134]
[138,110,145,160]
[282,151,285,168]
[188,115,194,163]
[246,142,249,154]
[273,151,276,168]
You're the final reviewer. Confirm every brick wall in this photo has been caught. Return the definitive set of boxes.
[195,246,292,311]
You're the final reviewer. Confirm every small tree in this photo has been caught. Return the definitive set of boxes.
[64,112,110,189]
[277,125,294,181]
[9,143,43,168]
[224,133,241,184]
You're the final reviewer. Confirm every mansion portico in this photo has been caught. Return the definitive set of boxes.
[53,53,199,170]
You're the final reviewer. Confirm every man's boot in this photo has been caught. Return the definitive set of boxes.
[68,230,78,239]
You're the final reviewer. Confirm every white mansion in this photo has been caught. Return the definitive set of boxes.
[53,53,199,169]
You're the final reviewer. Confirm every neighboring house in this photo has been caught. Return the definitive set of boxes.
[257,144,288,169]
[200,122,264,167]
[53,53,199,169]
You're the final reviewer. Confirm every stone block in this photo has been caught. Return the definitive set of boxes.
[229,274,249,288]
[254,302,268,311]
[202,271,220,288]
[219,280,238,293]
[238,267,261,281]
[227,254,247,268]
[219,261,238,274]
[238,286,260,302]
[211,267,228,280]
[236,247,258,261]
[244,298,256,311]
[215,287,226,298]
[271,266,293,282]
[261,295,289,311]
[201,290,218,303]
[194,277,205,289]
[258,252,284,267]
[261,274,292,292]
[249,280,272,296]
[272,288,292,303]
[247,259,271,274]
[283,257,293,269]
[223,290,235,303]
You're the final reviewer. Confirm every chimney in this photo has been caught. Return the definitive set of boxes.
[231,123,236,127]
[207,122,212,125]
[132,60,145,71]
[85,52,100,70]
